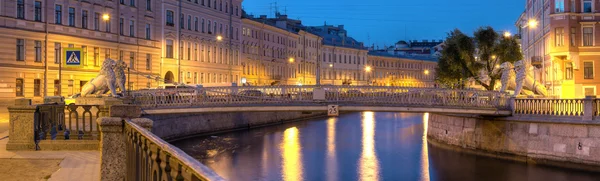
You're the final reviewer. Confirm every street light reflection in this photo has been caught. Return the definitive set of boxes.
[281,127,303,181]
[326,117,338,181]
[358,111,380,181]
[420,113,431,181]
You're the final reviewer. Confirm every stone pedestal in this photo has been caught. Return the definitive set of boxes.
[6,105,37,150]
[75,97,124,105]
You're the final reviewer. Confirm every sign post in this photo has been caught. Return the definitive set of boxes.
[328,105,339,117]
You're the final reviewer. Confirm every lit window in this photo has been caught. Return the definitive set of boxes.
[584,0,592,13]
[555,0,564,13]
[565,62,573,80]
[584,62,594,79]
[583,27,593,46]
[555,27,564,46]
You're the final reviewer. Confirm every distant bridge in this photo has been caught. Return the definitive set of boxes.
[132,86,512,116]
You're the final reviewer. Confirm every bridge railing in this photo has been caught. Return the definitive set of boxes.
[124,120,224,181]
[132,86,510,110]
[513,98,585,117]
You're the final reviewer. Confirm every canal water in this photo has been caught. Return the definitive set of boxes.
[172,112,600,181]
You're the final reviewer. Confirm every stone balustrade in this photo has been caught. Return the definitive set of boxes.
[97,104,223,181]
[513,96,599,121]
[132,86,511,111]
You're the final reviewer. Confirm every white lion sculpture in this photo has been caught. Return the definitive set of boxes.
[499,62,516,93]
[512,60,548,97]
[79,59,120,97]
[114,59,127,95]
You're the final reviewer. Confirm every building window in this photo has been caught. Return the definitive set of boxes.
[584,0,592,13]
[82,10,88,29]
[166,39,174,58]
[17,0,25,19]
[119,18,124,35]
[570,27,576,46]
[146,0,152,11]
[106,18,111,32]
[35,40,42,62]
[208,21,211,33]
[105,48,111,59]
[571,0,576,12]
[584,62,594,79]
[68,7,75,26]
[55,5,62,24]
[129,20,135,37]
[130,52,135,69]
[54,80,60,96]
[187,42,191,60]
[94,47,100,66]
[16,79,24,97]
[187,15,191,30]
[120,0,125,4]
[145,24,151,40]
[584,86,596,96]
[94,13,100,30]
[583,27,593,46]
[34,1,42,22]
[555,27,564,46]
[166,10,174,26]
[565,62,573,80]
[194,17,198,31]
[202,19,205,33]
[130,0,136,7]
[16,39,25,61]
[119,50,123,61]
[194,43,198,61]
[555,0,564,12]
[82,46,88,65]
[34,79,41,96]
[146,54,151,70]
[55,43,61,64]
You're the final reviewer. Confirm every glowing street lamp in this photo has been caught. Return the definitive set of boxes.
[528,19,538,28]
[365,66,372,72]
[102,14,110,21]
[329,64,333,68]
[288,57,295,63]
[491,55,497,59]
[503,31,512,38]
[424,69,430,75]
[216,35,223,41]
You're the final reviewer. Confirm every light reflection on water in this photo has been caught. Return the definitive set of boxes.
[281,127,303,181]
[173,112,600,181]
[326,117,338,181]
[358,112,379,181]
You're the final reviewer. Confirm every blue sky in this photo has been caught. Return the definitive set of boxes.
[242,0,524,48]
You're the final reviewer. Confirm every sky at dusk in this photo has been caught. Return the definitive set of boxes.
[242,0,524,48]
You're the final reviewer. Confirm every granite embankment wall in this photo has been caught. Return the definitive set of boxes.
[428,114,600,167]
[143,111,326,141]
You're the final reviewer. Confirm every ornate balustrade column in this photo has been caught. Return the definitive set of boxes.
[583,96,596,121]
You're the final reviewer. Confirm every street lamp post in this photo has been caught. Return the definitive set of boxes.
[365,65,372,86]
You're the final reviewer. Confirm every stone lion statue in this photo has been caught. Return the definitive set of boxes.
[499,62,516,93]
[79,58,119,97]
[114,59,127,95]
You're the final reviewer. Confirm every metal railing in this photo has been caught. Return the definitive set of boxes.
[514,98,585,117]
[132,86,511,111]
[125,120,224,181]
[34,104,106,144]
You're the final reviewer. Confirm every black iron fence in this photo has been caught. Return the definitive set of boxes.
[34,104,106,149]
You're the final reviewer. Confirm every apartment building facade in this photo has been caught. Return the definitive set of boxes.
[160,0,243,87]
[0,1,436,103]
[0,0,162,103]
[367,53,436,87]
[519,0,600,98]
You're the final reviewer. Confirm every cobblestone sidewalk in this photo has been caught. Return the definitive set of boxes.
[0,130,100,181]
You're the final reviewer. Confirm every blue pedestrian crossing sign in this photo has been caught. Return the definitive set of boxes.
[63,48,82,67]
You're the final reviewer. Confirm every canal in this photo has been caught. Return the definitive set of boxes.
[173,112,600,181]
